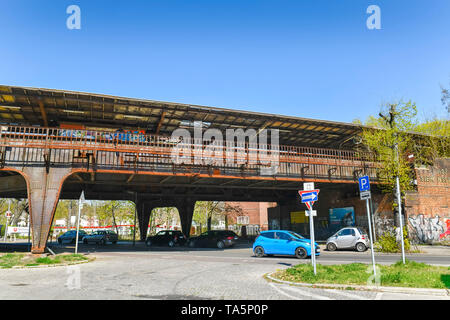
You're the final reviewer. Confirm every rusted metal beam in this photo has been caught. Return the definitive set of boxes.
[38,99,49,127]
[155,111,166,135]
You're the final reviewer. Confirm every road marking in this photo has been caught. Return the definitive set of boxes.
[324,289,367,300]
[269,283,302,300]
[270,283,333,300]
[375,292,383,300]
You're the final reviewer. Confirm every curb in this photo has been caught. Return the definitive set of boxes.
[265,272,450,297]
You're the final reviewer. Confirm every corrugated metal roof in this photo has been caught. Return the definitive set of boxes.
[0,85,365,148]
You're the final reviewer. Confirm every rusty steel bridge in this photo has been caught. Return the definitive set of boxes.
[0,85,381,253]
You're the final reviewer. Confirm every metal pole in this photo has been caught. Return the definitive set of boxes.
[309,208,316,275]
[4,199,11,242]
[366,198,377,277]
[133,194,137,247]
[369,197,377,242]
[395,144,406,264]
[75,198,82,254]
[27,213,31,251]
[396,176,406,264]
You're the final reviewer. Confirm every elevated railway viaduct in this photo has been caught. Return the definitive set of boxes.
[0,85,381,253]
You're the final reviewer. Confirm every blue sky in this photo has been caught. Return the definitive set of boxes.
[1,0,449,123]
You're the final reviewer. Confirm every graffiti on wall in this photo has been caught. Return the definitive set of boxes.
[374,216,395,237]
[408,215,450,244]
[440,219,450,239]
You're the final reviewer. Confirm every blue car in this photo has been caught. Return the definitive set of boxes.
[253,230,320,259]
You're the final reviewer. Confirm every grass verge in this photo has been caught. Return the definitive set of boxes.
[0,253,89,268]
[272,260,450,289]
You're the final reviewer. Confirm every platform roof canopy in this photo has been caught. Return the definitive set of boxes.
[0,85,364,149]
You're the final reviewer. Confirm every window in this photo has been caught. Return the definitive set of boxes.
[288,232,304,239]
[277,233,291,240]
[261,232,275,239]
[237,216,250,225]
[339,229,353,236]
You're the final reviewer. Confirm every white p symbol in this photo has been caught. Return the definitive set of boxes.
[360,177,369,190]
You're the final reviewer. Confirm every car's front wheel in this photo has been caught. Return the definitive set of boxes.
[327,243,337,251]
[217,240,225,249]
[168,240,175,247]
[295,247,308,259]
[254,246,265,257]
[146,239,152,247]
[356,242,367,252]
[188,240,196,248]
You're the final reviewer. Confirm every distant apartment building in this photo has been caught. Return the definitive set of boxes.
[224,202,277,231]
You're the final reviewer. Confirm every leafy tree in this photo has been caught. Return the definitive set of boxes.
[223,203,244,229]
[150,207,179,231]
[193,201,223,232]
[361,101,418,195]
[441,83,450,112]
[412,118,450,164]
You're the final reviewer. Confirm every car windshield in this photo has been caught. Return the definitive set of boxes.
[288,232,305,239]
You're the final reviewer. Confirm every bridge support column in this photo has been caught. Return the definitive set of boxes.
[137,201,154,241]
[177,200,196,237]
[21,167,71,254]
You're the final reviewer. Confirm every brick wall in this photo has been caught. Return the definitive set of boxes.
[405,158,450,244]
[224,202,276,231]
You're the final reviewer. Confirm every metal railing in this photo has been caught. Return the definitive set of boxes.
[0,125,380,182]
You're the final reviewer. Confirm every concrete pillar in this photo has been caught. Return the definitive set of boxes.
[22,167,71,254]
[137,201,153,241]
[176,200,196,237]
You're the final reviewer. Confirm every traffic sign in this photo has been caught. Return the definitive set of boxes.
[358,176,371,192]
[305,210,317,217]
[360,190,371,200]
[303,182,314,191]
[300,191,319,203]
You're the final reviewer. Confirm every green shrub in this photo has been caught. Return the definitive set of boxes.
[375,227,411,253]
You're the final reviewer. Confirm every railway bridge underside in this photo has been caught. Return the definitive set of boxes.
[0,127,379,254]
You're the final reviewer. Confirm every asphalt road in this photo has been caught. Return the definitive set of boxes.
[48,240,450,266]
[0,241,449,300]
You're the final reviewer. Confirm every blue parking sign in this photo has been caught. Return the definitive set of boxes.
[358,176,370,192]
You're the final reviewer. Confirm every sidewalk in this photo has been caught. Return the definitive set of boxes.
[265,272,450,297]
[318,244,450,255]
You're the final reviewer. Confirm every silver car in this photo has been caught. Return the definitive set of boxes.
[326,227,369,252]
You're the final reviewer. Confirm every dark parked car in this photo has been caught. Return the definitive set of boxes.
[83,230,118,245]
[146,230,187,247]
[187,230,239,249]
[57,230,88,244]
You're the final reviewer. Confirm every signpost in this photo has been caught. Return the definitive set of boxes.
[298,183,319,275]
[75,191,85,254]
[358,176,377,278]
[3,200,11,242]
